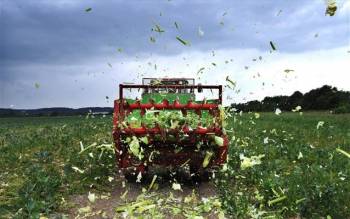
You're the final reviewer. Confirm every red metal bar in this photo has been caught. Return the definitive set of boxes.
[114,82,228,170]
[121,84,221,89]
[216,135,229,165]
[120,126,222,135]
[127,102,219,110]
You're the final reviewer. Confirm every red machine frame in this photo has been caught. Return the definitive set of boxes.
[113,83,228,174]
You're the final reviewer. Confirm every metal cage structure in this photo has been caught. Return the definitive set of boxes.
[113,80,228,175]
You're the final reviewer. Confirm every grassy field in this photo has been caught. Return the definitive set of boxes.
[219,112,350,218]
[0,116,114,218]
[0,112,349,218]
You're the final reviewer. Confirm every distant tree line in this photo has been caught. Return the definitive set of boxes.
[231,85,350,113]
[0,107,113,117]
[1,85,349,117]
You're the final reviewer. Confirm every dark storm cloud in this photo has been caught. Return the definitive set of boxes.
[1,0,348,65]
[0,0,349,108]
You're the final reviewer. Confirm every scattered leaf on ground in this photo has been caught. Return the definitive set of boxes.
[292,106,302,112]
[172,182,182,191]
[317,121,325,129]
[275,108,282,115]
[88,192,96,203]
[78,206,91,214]
[336,148,350,158]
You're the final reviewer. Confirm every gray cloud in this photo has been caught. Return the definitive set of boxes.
[2,0,348,63]
[1,0,349,108]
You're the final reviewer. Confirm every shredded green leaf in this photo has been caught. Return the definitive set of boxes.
[176,36,190,46]
[214,136,224,147]
[174,22,179,29]
[269,41,277,50]
[203,151,214,168]
[336,148,350,158]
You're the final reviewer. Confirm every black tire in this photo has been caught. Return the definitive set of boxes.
[123,169,149,183]
[189,165,202,184]
[123,170,138,182]
[190,165,213,183]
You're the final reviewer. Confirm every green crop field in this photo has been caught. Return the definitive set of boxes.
[0,112,349,218]
[218,112,350,218]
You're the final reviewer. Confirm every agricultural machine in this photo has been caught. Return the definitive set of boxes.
[113,78,228,180]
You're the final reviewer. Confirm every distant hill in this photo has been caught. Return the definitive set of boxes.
[0,107,113,117]
[231,85,350,113]
[1,85,349,117]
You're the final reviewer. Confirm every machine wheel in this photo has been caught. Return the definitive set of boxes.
[123,170,137,182]
[189,165,204,184]
[122,168,148,183]
[190,165,214,183]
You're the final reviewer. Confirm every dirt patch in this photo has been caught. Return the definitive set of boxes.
[68,171,219,218]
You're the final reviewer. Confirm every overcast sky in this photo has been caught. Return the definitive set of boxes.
[1,0,349,109]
